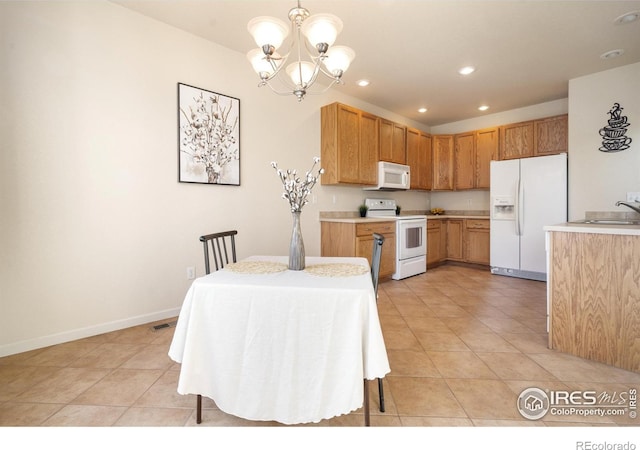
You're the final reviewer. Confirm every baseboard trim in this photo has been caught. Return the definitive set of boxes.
[0,307,182,358]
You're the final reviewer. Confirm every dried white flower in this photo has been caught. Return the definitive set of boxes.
[271,157,324,213]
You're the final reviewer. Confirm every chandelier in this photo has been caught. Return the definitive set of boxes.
[246,1,355,101]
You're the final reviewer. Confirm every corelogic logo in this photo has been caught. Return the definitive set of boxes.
[517,387,637,420]
[518,387,550,420]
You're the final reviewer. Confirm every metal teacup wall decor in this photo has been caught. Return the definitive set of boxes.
[599,102,632,152]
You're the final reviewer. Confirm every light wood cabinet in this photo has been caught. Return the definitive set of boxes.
[406,128,432,190]
[464,219,490,265]
[453,129,498,191]
[358,111,380,184]
[446,219,464,261]
[432,135,454,190]
[454,132,475,190]
[499,115,567,160]
[427,218,490,266]
[321,103,565,188]
[380,119,406,164]
[534,114,568,156]
[321,221,396,278]
[427,218,446,266]
[420,132,433,190]
[499,121,534,159]
[320,103,378,185]
[475,127,499,189]
[548,230,640,373]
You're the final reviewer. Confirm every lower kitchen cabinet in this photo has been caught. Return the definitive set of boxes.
[464,219,490,265]
[321,217,489,276]
[427,219,447,266]
[321,221,396,278]
[427,217,490,267]
[426,219,444,266]
[446,219,464,261]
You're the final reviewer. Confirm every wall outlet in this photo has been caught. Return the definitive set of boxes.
[626,192,640,202]
[186,266,195,280]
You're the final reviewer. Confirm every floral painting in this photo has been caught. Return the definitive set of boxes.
[178,83,240,185]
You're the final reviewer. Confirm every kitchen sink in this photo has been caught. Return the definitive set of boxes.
[570,219,640,225]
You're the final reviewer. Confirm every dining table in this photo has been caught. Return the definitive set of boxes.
[168,255,390,425]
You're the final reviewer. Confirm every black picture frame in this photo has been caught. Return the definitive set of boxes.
[178,83,240,185]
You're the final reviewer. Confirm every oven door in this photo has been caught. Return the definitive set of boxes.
[397,218,427,260]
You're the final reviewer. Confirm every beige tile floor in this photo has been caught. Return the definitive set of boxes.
[1,264,639,428]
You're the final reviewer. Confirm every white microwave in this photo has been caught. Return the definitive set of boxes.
[364,161,411,190]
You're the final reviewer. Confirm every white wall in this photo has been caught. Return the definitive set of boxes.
[430,98,569,135]
[568,62,640,220]
[0,1,430,355]
[429,190,490,212]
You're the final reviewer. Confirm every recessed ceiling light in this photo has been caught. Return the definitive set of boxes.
[614,11,639,24]
[356,79,370,87]
[418,107,428,113]
[458,66,476,75]
[600,49,625,59]
[478,105,489,111]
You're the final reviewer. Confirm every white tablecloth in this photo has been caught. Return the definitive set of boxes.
[168,256,390,424]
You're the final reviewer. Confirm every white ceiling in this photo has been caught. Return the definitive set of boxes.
[111,0,640,126]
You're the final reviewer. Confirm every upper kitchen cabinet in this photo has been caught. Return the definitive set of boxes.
[406,127,432,190]
[475,127,499,189]
[534,114,568,156]
[432,135,454,190]
[320,103,379,185]
[380,119,407,164]
[454,132,475,190]
[499,120,534,159]
[499,115,567,160]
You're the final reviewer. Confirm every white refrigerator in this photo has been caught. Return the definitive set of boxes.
[490,153,567,281]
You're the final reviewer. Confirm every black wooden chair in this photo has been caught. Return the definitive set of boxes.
[195,230,238,424]
[200,230,238,274]
[370,233,385,413]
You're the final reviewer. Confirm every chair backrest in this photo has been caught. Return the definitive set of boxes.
[370,233,385,295]
[199,230,238,274]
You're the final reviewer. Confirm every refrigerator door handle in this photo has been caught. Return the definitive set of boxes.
[515,178,522,236]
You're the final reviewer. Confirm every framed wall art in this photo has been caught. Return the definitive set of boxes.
[178,83,240,185]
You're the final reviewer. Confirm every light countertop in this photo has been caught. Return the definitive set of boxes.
[544,222,640,236]
[319,217,396,224]
[426,215,489,220]
[319,210,489,223]
[319,214,489,223]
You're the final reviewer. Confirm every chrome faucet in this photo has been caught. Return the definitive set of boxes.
[615,201,640,214]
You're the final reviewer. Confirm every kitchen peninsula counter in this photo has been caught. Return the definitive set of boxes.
[545,223,640,373]
[545,222,640,235]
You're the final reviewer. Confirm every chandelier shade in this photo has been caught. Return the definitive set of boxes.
[301,14,342,48]
[286,61,316,86]
[247,16,289,50]
[246,1,355,101]
[247,48,281,77]
[323,45,355,76]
